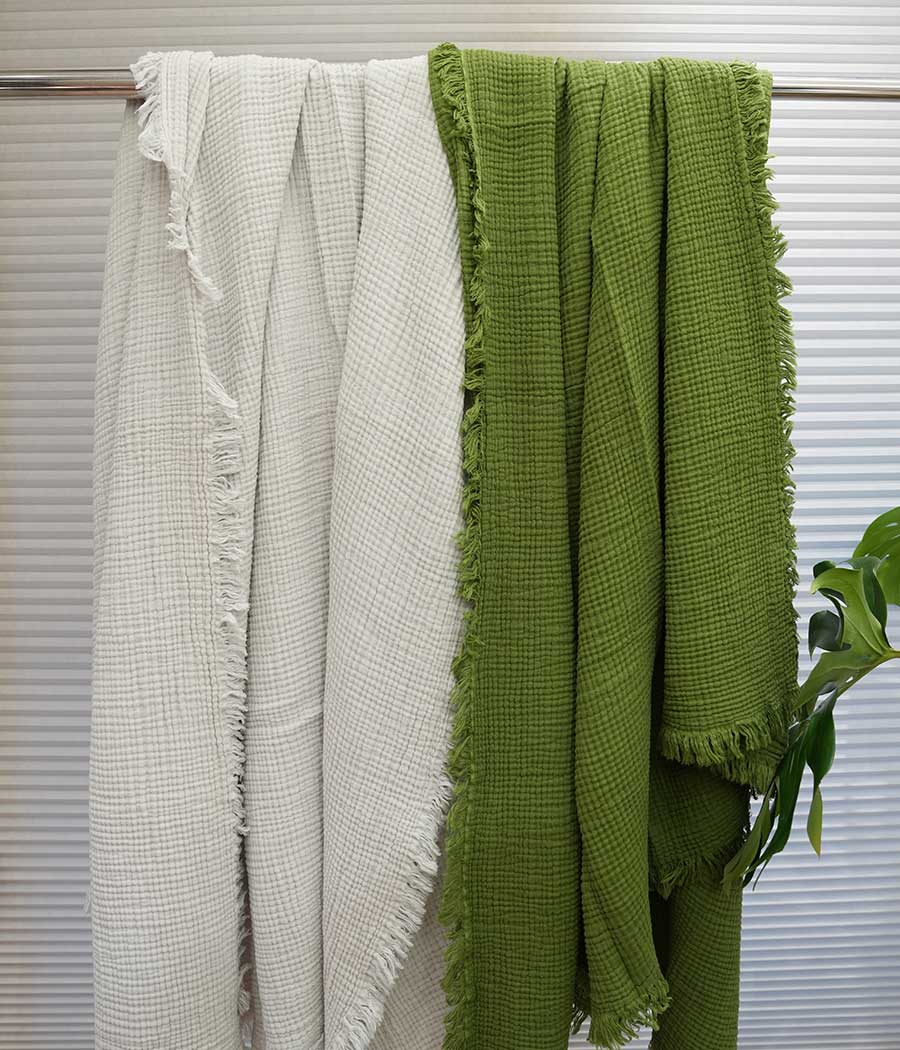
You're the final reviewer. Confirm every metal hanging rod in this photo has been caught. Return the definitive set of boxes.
[1,71,142,99]
[1,69,900,101]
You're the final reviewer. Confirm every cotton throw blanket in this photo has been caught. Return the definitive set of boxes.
[428,45,797,1050]
[91,52,464,1050]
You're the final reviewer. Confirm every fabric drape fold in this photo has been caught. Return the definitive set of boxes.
[322,55,465,1050]
[429,43,797,1050]
[91,51,464,1050]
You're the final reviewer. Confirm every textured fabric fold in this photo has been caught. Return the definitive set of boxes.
[429,44,797,1050]
[236,58,360,1050]
[429,47,582,1050]
[92,48,312,1049]
[92,51,462,1050]
[322,55,465,1050]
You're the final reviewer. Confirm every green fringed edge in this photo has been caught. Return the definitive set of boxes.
[730,62,798,595]
[429,42,487,1050]
[732,59,800,691]
[657,699,789,791]
[571,962,592,1038]
[652,829,749,901]
[584,979,673,1050]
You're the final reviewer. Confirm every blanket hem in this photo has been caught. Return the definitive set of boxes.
[657,699,788,789]
[429,41,486,1050]
[132,52,222,301]
[730,62,798,607]
[578,977,672,1050]
[652,829,749,900]
[133,48,253,1026]
[733,58,800,714]
[331,777,454,1050]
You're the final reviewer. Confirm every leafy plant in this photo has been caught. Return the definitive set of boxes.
[723,505,900,889]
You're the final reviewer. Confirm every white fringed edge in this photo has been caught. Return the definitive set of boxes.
[203,342,254,1030]
[331,773,454,1050]
[203,360,251,840]
[131,52,222,302]
[132,48,253,1029]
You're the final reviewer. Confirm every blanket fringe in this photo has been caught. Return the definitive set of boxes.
[657,698,789,788]
[203,362,251,837]
[583,979,672,1050]
[133,48,252,1030]
[132,52,222,302]
[203,343,254,1030]
[732,60,800,652]
[652,830,749,901]
[430,41,487,1050]
[332,777,454,1050]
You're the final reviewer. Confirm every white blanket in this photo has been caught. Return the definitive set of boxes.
[91,51,464,1050]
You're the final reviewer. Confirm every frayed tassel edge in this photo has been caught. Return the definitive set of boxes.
[203,359,253,1029]
[201,323,250,843]
[657,698,789,790]
[578,979,672,1050]
[430,41,487,1050]
[130,53,247,846]
[332,777,455,1050]
[133,54,251,1024]
[131,52,168,165]
[730,61,798,591]
[131,52,221,302]
[236,888,253,1016]
[731,60,800,701]
[652,831,749,901]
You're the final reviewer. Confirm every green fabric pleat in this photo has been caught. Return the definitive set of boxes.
[429,45,797,1050]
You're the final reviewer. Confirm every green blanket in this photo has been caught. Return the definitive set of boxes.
[429,45,798,1050]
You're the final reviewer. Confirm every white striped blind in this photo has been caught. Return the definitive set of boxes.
[0,4,898,1048]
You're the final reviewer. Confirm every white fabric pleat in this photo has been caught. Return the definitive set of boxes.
[91,50,464,1050]
[323,56,465,1050]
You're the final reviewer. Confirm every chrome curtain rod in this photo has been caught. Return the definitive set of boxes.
[2,69,900,101]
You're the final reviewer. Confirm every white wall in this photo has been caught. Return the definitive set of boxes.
[0,3,898,1048]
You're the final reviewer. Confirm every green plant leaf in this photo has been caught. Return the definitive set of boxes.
[853,505,900,605]
[722,786,774,890]
[808,609,847,656]
[811,564,891,658]
[727,505,900,889]
[734,694,840,885]
[854,505,900,558]
[807,787,823,855]
[805,700,837,785]
[754,734,806,870]
[718,789,768,886]
[803,695,836,855]
[848,555,889,633]
[875,555,900,612]
[796,643,880,717]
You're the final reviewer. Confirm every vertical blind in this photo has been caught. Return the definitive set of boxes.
[0,3,898,1048]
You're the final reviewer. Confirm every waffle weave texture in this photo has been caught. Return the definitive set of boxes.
[429,43,798,1050]
[91,51,464,1050]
